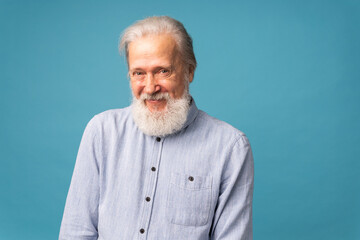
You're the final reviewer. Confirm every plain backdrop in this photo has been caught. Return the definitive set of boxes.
[1,0,359,239]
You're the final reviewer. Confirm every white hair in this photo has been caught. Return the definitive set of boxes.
[119,16,197,72]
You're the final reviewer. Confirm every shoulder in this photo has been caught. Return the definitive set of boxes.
[193,110,250,148]
[88,107,131,124]
[84,106,133,133]
[94,107,131,121]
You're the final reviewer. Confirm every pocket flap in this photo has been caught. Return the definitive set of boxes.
[170,172,212,190]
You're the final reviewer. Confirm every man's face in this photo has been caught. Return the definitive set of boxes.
[128,34,193,112]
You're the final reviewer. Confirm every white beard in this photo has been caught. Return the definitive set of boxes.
[131,91,191,137]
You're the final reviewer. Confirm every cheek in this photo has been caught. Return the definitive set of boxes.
[170,82,186,98]
[159,79,184,97]
[131,81,142,98]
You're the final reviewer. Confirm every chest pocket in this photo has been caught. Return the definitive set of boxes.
[166,172,212,226]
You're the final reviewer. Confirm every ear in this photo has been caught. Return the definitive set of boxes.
[188,66,195,83]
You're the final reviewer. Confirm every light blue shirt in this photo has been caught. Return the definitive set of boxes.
[59,99,254,240]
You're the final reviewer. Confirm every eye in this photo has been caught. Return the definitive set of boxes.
[131,71,146,80]
[130,71,146,81]
[157,68,171,77]
[133,71,144,76]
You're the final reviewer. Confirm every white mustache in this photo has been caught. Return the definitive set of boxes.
[140,93,170,101]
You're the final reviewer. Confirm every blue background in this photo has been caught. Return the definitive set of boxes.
[1,0,359,239]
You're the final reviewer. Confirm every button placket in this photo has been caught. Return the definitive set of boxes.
[138,137,165,239]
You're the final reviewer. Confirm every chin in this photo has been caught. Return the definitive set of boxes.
[145,100,168,112]
[148,105,167,112]
[131,92,191,136]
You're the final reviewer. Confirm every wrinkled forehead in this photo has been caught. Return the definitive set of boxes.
[128,34,183,69]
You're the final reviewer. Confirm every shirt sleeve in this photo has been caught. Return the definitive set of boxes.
[210,135,254,240]
[59,116,101,240]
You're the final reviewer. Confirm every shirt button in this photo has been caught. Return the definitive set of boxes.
[145,197,151,202]
[151,167,156,172]
[188,176,194,181]
[156,137,161,142]
[140,228,145,234]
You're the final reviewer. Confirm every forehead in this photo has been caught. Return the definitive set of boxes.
[128,34,180,69]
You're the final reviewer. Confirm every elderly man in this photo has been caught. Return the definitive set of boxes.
[59,16,254,240]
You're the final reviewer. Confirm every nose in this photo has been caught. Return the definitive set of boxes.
[144,74,160,94]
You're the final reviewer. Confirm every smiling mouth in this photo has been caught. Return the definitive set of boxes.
[141,93,169,109]
[146,99,165,103]
[145,99,166,105]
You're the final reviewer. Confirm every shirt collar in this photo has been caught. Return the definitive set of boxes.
[179,97,199,133]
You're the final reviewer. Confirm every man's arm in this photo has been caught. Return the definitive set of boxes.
[210,135,254,240]
[59,117,101,240]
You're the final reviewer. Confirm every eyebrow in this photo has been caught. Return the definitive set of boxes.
[129,67,144,72]
[129,65,173,72]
